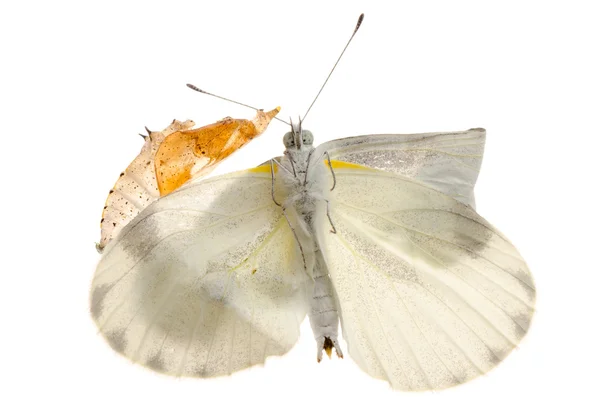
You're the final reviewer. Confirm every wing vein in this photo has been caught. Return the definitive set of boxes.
[202,299,225,374]
[228,218,285,273]
[392,282,485,378]
[228,313,236,375]
[176,277,207,376]
[404,279,501,369]
[389,283,460,385]
[132,282,180,362]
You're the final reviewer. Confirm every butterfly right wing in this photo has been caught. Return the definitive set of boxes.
[317,129,485,208]
[91,165,310,377]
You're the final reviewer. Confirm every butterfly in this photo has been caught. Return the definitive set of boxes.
[90,123,535,391]
[97,107,280,252]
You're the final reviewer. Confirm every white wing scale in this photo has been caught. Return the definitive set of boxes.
[91,169,310,377]
[317,166,535,391]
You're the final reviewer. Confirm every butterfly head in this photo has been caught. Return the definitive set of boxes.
[283,119,314,150]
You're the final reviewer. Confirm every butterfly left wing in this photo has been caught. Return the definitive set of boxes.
[91,166,309,377]
[316,164,535,391]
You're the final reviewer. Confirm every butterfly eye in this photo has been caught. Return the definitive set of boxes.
[283,131,295,148]
[302,130,314,145]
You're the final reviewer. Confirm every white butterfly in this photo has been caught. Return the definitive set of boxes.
[90,124,535,391]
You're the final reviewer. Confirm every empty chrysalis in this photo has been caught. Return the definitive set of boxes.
[97,107,280,252]
[90,13,535,391]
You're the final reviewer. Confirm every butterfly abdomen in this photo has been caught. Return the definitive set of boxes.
[309,251,343,361]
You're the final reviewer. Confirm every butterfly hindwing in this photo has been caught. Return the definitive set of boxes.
[318,128,485,208]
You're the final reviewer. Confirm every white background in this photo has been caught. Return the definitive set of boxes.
[1,1,598,396]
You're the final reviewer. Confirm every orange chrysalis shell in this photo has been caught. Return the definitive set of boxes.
[97,107,280,252]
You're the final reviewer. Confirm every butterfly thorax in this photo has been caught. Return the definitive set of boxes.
[279,131,330,227]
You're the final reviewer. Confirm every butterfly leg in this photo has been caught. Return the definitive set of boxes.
[325,151,336,191]
[270,159,282,206]
[273,157,296,177]
[325,200,337,234]
[271,159,309,271]
[270,159,297,206]
[280,206,307,270]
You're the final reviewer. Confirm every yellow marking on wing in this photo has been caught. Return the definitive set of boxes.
[250,160,366,173]
[248,163,277,173]
[328,160,370,170]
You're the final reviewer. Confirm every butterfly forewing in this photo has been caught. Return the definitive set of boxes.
[91,167,310,377]
[316,164,535,391]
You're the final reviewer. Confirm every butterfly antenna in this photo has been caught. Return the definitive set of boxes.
[301,13,364,123]
[186,83,290,126]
